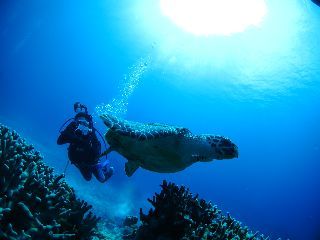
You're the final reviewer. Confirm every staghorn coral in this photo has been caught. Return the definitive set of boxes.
[136,180,270,240]
[0,124,100,239]
[123,216,138,227]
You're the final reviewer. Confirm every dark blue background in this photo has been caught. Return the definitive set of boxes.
[1,0,320,239]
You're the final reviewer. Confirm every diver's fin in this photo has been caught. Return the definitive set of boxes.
[125,161,139,177]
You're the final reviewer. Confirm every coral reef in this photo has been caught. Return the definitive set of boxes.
[123,216,138,227]
[93,218,138,240]
[136,180,269,240]
[0,124,100,239]
[122,216,138,240]
[93,221,124,240]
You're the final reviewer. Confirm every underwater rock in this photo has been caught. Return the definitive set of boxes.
[135,180,268,240]
[0,124,100,239]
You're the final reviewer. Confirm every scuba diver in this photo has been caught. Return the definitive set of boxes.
[312,0,320,7]
[57,102,113,183]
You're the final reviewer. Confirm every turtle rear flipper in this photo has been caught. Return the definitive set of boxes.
[125,161,139,177]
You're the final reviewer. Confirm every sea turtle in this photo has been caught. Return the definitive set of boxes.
[100,114,238,177]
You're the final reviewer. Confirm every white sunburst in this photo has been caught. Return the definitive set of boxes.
[160,0,267,36]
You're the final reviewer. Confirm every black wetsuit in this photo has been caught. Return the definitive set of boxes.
[57,116,102,180]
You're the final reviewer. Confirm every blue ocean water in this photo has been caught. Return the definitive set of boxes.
[1,0,320,239]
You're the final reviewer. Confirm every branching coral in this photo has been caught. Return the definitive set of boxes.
[0,124,100,239]
[136,180,269,240]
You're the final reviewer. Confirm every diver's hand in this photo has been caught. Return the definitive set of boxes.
[75,125,92,136]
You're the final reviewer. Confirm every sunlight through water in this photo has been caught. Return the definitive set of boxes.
[128,0,319,101]
[160,0,267,36]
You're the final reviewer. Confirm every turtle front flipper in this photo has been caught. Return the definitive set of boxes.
[100,114,125,130]
[125,161,140,177]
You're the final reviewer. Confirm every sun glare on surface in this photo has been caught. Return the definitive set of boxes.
[160,0,267,36]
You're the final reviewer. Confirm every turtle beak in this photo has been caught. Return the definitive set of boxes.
[228,143,238,159]
[229,144,238,159]
[218,138,238,160]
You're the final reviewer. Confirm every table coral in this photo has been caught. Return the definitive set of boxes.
[0,124,100,239]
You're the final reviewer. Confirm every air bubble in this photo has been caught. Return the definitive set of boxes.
[95,56,151,118]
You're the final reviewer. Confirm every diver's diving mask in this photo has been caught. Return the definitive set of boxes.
[74,102,88,114]
[75,106,87,114]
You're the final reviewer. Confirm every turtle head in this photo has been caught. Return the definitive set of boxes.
[206,135,238,160]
